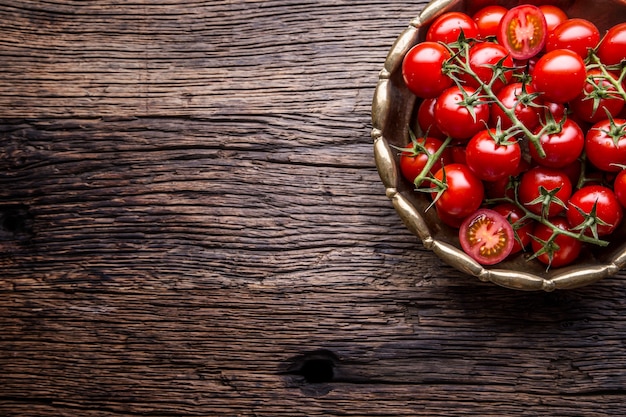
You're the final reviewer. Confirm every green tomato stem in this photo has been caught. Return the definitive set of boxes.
[449,43,548,158]
[487,194,609,247]
[588,52,626,102]
[412,135,453,189]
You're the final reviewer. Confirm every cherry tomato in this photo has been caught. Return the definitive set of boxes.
[459,208,515,265]
[490,82,543,130]
[465,129,522,182]
[472,5,508,39]
[561,159,583,188]
[585,118,626,172]
[484,158,530,200]
[458,42,514,93]
[569,70,625,124]
[518,166,572,217]
[597,22,626,66]
[566,185,623,237]
[436,206,466,229]
[497,4,547,60]
[431,163,485,219]
[434,86,490,141]
[539,5,568,33]
[529,118,585,168]
[531,217,582,268]
[450,145,467,165]
[402,42,453,99]
[399,137,453,184]
[492,203,533,254]
[426,11,479,44]
[613,170,626,209]
[540,101,567,124]
[546,18,600,58]
[416,98,445,138]
[531,49,586,103]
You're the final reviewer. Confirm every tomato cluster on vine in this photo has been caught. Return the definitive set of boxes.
[399,3,626,268]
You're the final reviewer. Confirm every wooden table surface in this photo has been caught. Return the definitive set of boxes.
[2,1,626,416]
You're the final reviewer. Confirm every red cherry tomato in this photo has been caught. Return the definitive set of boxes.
[402,42,453,99]
[529,118,585,168]
[497,4,547,60]
[585,118,626,172]
[490,82,543,130]
[458,42,515,93]
[399,137,453,184]
[566,185,623,237]
[561,159,583,188]
[450,145,467,165]
[540,101,567,124]
[484,158,530,200]
[539,5,568,33]
[518,166,572,217]
[613,170,626,209]
[436,206,466,229]
[434,86,490,141]
[492,203,533,255]
[459,208,515,265]
[472,5,508,39]
[416,98,445,139]
[426,11,479,44]
[531,49,586,103]
[597,22,626,66]
[569,69,625,124]
[531,217,582,268]
[465,129,522,182]
[431,163,484,219]
[546,18,600,58]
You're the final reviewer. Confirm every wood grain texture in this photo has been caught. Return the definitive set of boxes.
[2,1,626,416]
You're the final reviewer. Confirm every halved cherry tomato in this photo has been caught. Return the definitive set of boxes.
[497,4,547,60]
[459,208,515,265]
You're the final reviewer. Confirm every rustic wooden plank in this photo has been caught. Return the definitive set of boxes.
[3,116,626,416]
[0,0,415,118]
[3,1,626,416]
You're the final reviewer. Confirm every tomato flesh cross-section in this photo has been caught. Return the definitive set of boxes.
[459,209,514,265]
[497,5,547,60]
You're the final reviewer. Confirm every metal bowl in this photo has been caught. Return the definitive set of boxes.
[372,0,626,291]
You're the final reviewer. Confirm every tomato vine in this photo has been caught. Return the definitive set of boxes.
[400,3,626,268]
